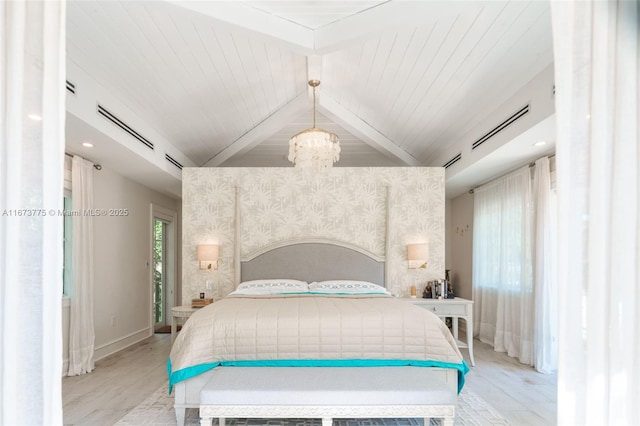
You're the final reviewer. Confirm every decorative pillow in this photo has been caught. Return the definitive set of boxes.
[308,280,390,295]
[231,279,309,295]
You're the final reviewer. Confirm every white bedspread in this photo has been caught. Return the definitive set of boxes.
[169,294,464,386]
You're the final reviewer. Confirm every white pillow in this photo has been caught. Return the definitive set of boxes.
[231,279,309,295]
[308,280,390,295]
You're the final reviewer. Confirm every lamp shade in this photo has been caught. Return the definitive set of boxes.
[197,244,219,261]
[407,243,429,261]
[407,243,428,269]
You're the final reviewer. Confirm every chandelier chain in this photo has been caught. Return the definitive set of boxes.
[312,85,316,128]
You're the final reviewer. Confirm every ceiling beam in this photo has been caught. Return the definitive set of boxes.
[169,1,315,54]
[313,1,478,53]
[203,93,308,167]
[170,1,482,56]
[306,55,323,82]
[306,55,323,99]
[318,94,421,166]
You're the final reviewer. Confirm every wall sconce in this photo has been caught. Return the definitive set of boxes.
[407,243,429,269]
[197,244,219,270]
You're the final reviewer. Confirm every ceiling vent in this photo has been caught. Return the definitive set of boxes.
[97,104,154,150]
[472,104,529,151]
[165,153,183,170]
[443,153,462,169]
[66,80,76,95]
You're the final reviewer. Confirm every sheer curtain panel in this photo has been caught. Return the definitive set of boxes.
[533,157,558,374]
[472,166,534,365]
[0,1,66,424]
[67,156,95,376]
[552,0,640,424]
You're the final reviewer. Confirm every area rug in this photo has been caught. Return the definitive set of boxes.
[116,383,509,426]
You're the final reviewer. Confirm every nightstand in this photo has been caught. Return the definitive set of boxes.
[401,297,475,366]
[170,305,197,344]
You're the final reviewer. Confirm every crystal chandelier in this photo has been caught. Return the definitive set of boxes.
[288,80,340,170]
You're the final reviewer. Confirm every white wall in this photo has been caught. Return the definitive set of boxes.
[446,191,474,301]
[62,165,180,369]
[92,167,179,359]
[445,198,452,271]
[182,167,446,301]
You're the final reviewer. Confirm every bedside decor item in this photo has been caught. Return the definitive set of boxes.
[197,244,219,270]
[288,80,340,170]
[423,283,433,299]
[444,270,454,298]
[433,280,442,299]
[446,282,455,299]
[192,298,214,308]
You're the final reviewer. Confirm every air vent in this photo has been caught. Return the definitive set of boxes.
[472,104,530,150]
[97,104,154,150]
[66,80,76,94]
[165,153,183,170]
[443,153,462,169]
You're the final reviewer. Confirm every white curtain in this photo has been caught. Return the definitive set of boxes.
[552,1,640,424]
[533,157,558,374]
[67,156,95,376]
[473,166,534,365]
[0,1,65,424]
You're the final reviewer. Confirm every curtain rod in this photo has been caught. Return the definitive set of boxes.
[65,152,102,170]
[468,153,555,194]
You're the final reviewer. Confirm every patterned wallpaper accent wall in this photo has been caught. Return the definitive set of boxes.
[182,167,445,300]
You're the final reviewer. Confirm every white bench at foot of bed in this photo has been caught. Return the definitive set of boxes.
[199,367,457,426]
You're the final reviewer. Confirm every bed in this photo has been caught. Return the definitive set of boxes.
[168,242,469,425]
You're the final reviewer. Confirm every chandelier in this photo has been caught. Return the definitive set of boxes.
[288,80,340,170]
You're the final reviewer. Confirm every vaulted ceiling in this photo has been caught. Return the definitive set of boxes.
[65,0,555,198]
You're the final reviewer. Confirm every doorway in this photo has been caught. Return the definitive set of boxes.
[151,204,177,333]
[153,218,167,330]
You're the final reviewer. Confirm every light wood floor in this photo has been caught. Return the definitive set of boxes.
[63,334,172,425]
[62,333,557,425]
[464,339,557,425]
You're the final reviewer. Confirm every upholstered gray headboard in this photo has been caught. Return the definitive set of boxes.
[241,243,385,286]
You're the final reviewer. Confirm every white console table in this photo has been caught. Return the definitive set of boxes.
[402,297,475,367]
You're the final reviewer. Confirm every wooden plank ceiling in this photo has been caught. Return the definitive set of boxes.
[66,0,553,168]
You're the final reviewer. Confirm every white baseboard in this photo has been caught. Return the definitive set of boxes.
[61,328,151,375]
[94,327,152,362]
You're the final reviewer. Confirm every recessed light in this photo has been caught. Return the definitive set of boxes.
[82,142,94,148]
[28,113,42,121]
[533,141,547,147]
